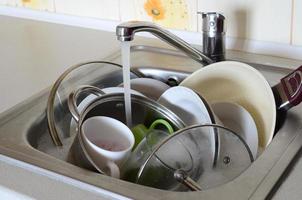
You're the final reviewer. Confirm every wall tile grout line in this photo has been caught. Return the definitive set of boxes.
[196,0,201,32]
[290,0,295,45]
[195,0,199,32]
[118,0,121,22]
[53,0,56,13]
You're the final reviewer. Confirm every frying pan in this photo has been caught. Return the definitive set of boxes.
[181,61,302,149]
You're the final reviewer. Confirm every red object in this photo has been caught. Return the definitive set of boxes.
[280,66,302,107]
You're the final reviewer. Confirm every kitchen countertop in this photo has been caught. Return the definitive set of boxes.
[1,14,302,199]
[0,15,119,114]
[0,154,129,200]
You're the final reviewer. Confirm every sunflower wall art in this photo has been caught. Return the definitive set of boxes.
[134,0,197,31]
[22,0,54,10]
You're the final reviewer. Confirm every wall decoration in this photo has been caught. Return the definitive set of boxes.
[135,0,197,31]
[20,0,54,11]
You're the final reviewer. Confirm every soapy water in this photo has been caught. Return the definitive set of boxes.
[121,41,132,127]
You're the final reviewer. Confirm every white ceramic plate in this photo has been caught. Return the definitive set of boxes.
[158,86,216,126]
[212,102,258,159]
[181,61,276,149]
[69,87,144,136]
[158,86,218,162]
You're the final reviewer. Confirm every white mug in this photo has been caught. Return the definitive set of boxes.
[80,116,135,178]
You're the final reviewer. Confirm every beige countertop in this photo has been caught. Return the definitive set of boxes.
[0,15,120,114]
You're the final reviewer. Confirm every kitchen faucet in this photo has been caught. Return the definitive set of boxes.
[116,12,226,65]
[116,21,214,66]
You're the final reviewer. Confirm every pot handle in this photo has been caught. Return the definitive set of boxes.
[174,169,202,191]
[68,85,105,122]
[274,66,302,111]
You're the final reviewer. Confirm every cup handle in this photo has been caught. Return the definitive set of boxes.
[68,85,105,122]
[106,161,120,178]
[149,119,174,134]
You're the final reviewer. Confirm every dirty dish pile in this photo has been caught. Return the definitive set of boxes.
[49,60,301,191]
[65,83,257,191]
[67,88,255,191]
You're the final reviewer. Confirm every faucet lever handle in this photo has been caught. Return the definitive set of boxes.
[201,12,226,35]
[199,12,226,62]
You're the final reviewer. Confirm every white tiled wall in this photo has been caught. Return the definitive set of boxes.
[0,0,17,6]
[197,0,292,44]
[0,0,300,47]
[19,0,54,11]
[55,0,120,20]
[120,0,136,21]
[293,0,302,46]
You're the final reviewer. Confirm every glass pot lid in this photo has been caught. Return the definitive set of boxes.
[133,124,254,191]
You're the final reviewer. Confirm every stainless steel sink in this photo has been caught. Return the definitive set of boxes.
[0,45,302,199]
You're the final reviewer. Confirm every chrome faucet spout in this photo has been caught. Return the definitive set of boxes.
[116,21,214,65]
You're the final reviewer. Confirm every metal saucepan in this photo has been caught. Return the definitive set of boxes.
[181,61,302,150]
[67,86,186,174]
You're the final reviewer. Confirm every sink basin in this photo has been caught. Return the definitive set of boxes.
[0,45,302,199]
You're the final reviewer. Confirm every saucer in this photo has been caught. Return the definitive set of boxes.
[157,86,218,162]
[212,102,258,159]
[158,86,216,126]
